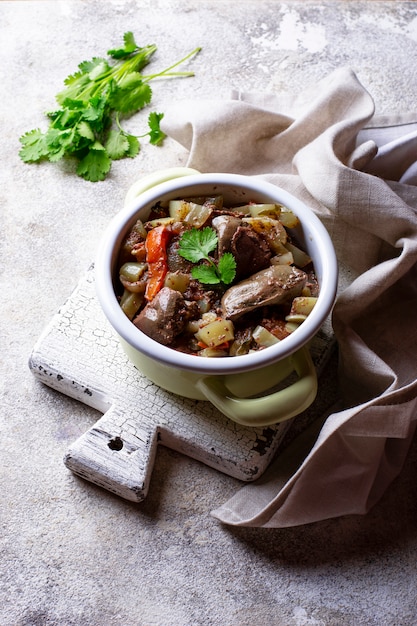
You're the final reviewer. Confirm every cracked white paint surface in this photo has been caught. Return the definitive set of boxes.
[250,10,328,53]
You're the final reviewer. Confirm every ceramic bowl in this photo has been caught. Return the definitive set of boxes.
[95,169,338,427]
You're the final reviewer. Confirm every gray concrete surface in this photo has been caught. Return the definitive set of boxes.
[2,1,417,624]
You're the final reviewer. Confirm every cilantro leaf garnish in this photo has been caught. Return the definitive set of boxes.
[217,252,237,284]
[179,227,218,263]
[192,264,222,285]
[19,33,201,182]
[178,227,236,285]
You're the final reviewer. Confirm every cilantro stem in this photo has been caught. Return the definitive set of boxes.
[115,112,124,134]
[64,44,157,103]
[142,47,201,82]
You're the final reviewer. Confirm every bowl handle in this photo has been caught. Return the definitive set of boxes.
[124,167,201,206]
[195,347,318,427]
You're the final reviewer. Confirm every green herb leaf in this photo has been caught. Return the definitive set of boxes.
[77,57,109,78]
[109,81,152,115]
[178,227,237,286]
[44,127,74,161]
[108,31,138,59]
[77,120,95,141]
[87,59,110,81]
[192,265,221,285]
[125,134,140,157]
[76,143,111,182]
[82,93,107,121]
[19,129,49,162]
[148,112,166,145]
[217,252,236,284]
[105,129,130,159]
[178,227,218,263]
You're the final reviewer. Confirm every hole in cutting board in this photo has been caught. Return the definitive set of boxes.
[108,436,123,451]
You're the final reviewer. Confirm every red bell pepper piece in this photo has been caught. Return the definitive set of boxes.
[145,225,173,301]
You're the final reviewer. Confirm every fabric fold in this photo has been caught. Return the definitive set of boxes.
[161,66,417,527]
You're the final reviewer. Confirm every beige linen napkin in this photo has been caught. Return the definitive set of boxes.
[161,67,417,527]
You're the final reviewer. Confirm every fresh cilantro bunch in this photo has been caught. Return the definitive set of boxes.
[19,32,200,181]
[179,227,237,285]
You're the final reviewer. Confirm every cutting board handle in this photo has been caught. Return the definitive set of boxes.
[63,404,158,502]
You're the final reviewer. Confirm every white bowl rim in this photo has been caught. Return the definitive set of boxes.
[95,173,338,376]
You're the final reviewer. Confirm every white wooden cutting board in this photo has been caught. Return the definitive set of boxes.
[29,265,335,502]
